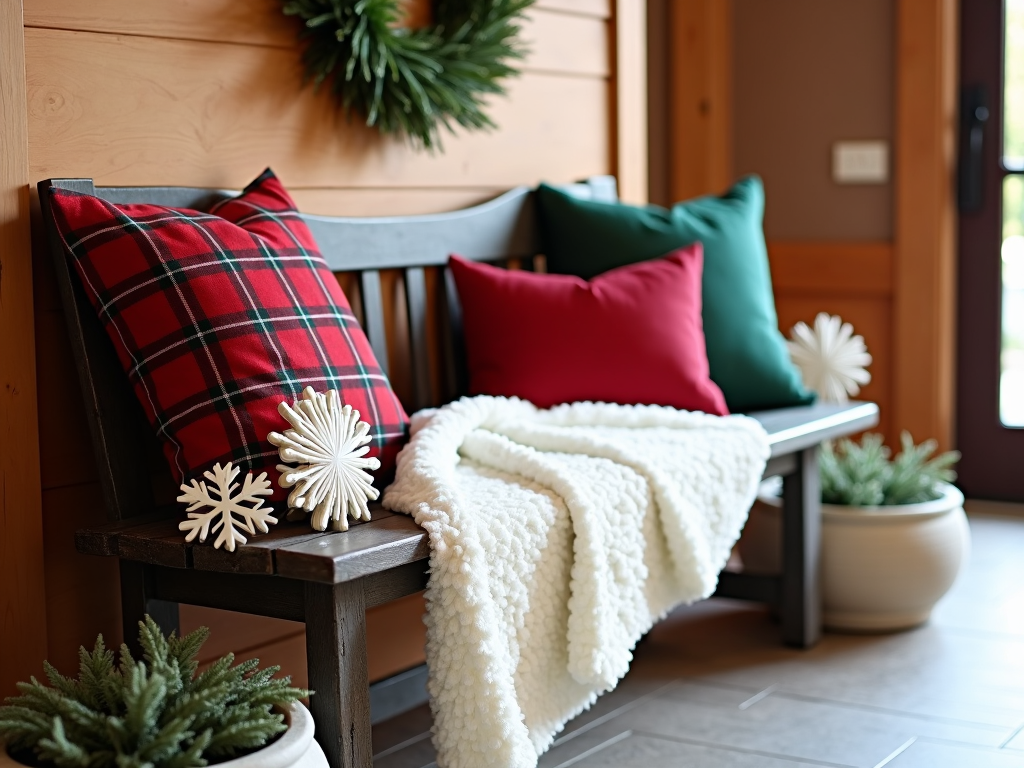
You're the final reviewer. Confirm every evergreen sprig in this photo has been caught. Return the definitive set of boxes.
[0,618,310,768]
[282,0,534,149]
[820,431,960,506]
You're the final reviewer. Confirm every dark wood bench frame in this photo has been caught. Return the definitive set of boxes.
[38,176,878,768]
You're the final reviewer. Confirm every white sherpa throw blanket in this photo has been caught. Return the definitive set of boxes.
[383,396,770,768]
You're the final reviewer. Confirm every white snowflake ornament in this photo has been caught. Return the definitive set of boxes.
[788,312,872,404]
[268,387,381,532]
[177,462,276,552]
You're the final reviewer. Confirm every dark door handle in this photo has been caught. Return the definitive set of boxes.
[959,85,990,212]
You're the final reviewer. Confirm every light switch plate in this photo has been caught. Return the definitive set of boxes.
[832,141,889,184]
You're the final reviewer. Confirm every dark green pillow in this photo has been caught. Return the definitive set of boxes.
[536,176,813,412]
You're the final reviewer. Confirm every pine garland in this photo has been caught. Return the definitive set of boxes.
[282,0,535,149]
[0,618,309,768]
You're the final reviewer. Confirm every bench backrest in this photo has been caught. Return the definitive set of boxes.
[37,176,619,521]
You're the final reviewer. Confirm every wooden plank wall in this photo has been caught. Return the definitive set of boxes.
[21,0,623,687]
[0,0,48,705]
[769,242,894,442]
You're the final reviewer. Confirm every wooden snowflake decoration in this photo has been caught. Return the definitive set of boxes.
[177,462,276,552]
[788,312,872,404]
[268,387,381,532]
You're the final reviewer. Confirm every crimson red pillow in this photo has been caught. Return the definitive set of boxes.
[448,247,728,414]
[48,169,408,496]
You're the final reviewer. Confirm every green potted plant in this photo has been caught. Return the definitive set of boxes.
[739,432,970,631]
[0,618,321,768]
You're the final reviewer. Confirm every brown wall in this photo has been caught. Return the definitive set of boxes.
[21,0,623,689]
[733,0,895,241]
[730,0,896,441]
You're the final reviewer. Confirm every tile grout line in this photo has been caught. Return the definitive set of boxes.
[632,729,857,768]
[685,677,1011,732]
[548,682,676,748]
[999,721,1024,748]
[773,689,1011,732]
[934,624,1024,644]
[871,737,916,768]
[552,731,633,768]
[738,683,778,710]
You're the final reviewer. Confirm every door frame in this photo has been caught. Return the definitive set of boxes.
[894,0,959,455]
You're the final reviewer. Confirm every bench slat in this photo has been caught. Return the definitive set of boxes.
[116,518,192,569]
[189,508,396,574]
[750,401,879,457]
[442,266,467,401]
[404,266,432,412]
[275,515,430,584]
[359,269,389,378]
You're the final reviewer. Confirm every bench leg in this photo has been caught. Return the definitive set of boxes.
[305,581,372,768]
[119,561,180,655]
[780,446,822,648]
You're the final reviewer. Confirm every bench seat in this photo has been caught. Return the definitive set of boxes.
[77,400,878,591]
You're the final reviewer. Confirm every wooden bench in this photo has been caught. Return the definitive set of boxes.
[38,176,878,768]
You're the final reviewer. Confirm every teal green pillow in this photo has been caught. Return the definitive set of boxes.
[536,176,813,412]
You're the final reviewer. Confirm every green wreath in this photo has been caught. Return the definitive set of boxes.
[283,0,535,149]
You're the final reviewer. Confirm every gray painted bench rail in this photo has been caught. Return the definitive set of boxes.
[38,176,878,768]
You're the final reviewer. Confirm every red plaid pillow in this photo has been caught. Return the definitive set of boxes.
[48,169,408,497]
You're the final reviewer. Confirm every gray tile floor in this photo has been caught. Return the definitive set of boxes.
[372,505,1024,767]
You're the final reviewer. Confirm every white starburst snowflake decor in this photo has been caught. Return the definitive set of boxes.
[268,387,381,532]
[177,462,276,552]
[788,312,873,404]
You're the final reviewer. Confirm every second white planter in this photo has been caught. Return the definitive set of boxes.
[738,482,971,631]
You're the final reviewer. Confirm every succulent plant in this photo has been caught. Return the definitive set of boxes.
[0,617,309,768]
[820,432,960,506]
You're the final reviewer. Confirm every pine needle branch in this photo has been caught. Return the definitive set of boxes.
[0,617,310,768]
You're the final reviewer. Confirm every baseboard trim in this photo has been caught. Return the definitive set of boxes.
[369,663,429,724]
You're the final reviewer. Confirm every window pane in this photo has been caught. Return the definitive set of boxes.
[1006,0,1024,167]
[1002,175,1024,426]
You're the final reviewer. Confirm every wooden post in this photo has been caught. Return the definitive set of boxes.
[781,447,822,648]
[893,0,959,452]
[0,0,48,698]
[305,581,372,768]
[613,0,649,204]
[669,0,733,201]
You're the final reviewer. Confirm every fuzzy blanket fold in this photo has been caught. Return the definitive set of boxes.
[383,397,770,768]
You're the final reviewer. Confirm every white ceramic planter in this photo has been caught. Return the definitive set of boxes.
[1,702,326,768]
[738,482,971,631]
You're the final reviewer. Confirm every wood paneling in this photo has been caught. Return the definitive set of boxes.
[181,593,427,686]
[669,0,732,200]
[613,0,648,203]
[34,310,98,490]
[1,1,48,698]
[894,0,958,452]
[522,8,610,76]
[290,188,507,218]
[23,0,609,48]
[770,241,894,443]
[40,482,119,675]
[25,29,608,189]
[768,242,893,297]
[536,0,610,17]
